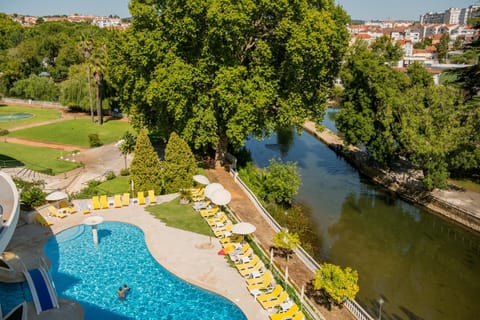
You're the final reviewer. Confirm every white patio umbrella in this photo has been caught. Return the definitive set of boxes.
[231,222,256,235]
[204,183,224,198]
[210,188,231,206]
[45,191,68,201]
[193,174,210,185]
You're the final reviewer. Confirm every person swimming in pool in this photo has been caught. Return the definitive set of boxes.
[123,284,130,292]
[117,287,125,301]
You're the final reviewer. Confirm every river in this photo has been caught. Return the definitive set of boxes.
[244,109,480,320]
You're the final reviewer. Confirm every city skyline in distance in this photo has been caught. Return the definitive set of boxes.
[0,0,478,22]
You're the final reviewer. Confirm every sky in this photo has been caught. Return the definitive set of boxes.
[0,0,478,21]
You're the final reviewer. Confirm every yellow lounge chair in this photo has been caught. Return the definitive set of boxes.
[257,285,283,302]
[269,304,299,320]
[92,196,100,210]
[220,234,243,245]
[213,223,232,237]
[236,247,254,262]
[207,214,228,227]
[114,194,122,208]
[246,271,274,291]
[148,190,157,204]
[100,195,109,209]
[292,311,305,320]
[122,193,130,206]
[35,213,53,226]
[260,291,289,310]
[48,206,67,218]
[190,187,204,196]
[79,200,90,214]
[236,255,260,271]
[246,270,273,286]
[59,201,76,214]
[191,194,206,202]
[239,261,265,277]
[200,206,219,218]
[137,191,145,205]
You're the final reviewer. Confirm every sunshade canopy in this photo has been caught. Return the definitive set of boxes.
[231,222,256,235]
[210,189,232,206]
[204,183,224,198]
[193,175,210,185]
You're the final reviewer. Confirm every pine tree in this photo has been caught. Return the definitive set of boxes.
[162,132,197,193]
[130,129,162,194]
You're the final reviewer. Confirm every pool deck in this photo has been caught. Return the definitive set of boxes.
[6,194,269,320]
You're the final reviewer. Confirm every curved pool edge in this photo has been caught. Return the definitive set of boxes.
[41,199,267,320]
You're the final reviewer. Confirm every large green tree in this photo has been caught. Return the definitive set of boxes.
[370,35,403,65]
[336,40,409,165]
[108,0,350,160]
[435,33,450,63]
[336,40,477,189]
[130,129,162,194]
[262,158,301,206]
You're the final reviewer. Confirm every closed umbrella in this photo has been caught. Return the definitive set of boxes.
[193,175,210,185]
[45,191,68,201]
[204,183,224,198]
[210,189,231,206]
[231,222,256,235]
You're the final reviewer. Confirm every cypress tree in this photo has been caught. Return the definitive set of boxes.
[130,129,162,194]
[162,132,197,193]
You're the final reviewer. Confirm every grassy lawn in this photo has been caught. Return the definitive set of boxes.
[146,198,212,236]
[0,105,61,129]
[97,176,131,195]
[0,142,80,174]
[450,179,480,193]
[9,119,132,147]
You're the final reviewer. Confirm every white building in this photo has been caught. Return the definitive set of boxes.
[420,5,480,25]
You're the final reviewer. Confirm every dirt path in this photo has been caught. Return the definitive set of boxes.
[206,167,354,320]
[2,136,88,152]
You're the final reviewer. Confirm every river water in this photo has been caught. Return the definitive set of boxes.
[244,109,480,320]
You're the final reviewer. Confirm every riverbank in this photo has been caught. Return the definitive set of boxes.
[303,121,480,233]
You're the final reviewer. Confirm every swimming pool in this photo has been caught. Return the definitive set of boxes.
[0,222,248,319]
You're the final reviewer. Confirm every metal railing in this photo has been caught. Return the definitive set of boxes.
[230,168,374,320]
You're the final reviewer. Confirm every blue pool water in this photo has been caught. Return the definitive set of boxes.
[1,222,247,319]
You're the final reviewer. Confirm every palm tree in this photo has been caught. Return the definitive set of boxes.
[119,131,136,170]
[78,35,95,123]
[91,44,107,125]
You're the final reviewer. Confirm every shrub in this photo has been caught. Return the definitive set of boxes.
[120,168,130,176]
[72,180,101,199]
[0,128,9,136]
[88,133,103,147]
[105,170,116,180]
[13,178,47,209]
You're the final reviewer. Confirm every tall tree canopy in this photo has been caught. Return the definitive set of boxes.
[337,40,479,189]
[108,0,350,159]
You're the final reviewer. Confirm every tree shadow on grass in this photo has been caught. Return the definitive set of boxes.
[0,154,24,167]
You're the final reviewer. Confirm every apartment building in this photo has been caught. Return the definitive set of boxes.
[420,5,480,25]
